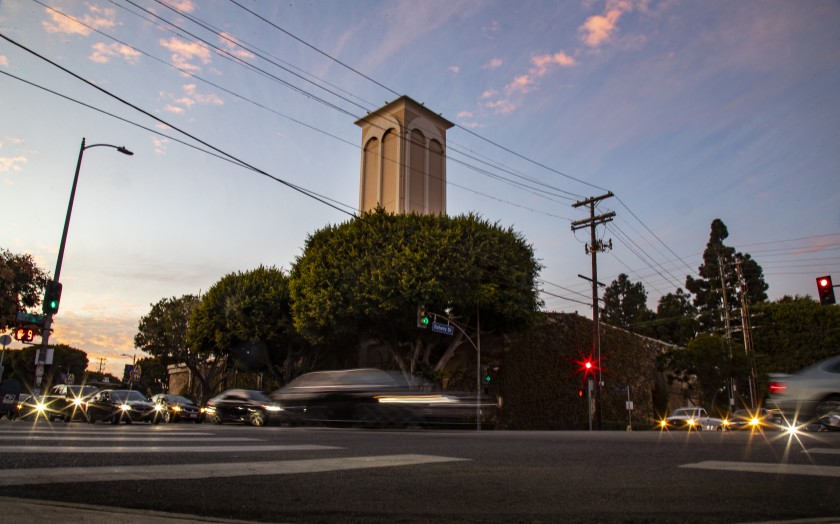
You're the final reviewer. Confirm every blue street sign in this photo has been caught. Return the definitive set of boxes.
[431,322,455,336]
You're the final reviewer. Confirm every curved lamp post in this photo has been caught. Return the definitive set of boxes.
[36,138,133,392]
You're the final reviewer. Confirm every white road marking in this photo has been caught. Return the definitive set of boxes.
[0,454,467,486]
[0,444,337,454]
[804,448,840,455]
[0,436,260,442]
[681,460,840,478]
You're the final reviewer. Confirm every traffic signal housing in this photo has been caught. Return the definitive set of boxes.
[43,280,63,315]
[817,276,836,305]
[416,304,429,328]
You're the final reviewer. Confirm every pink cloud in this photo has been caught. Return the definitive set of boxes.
[42,6,116,36]
[0,55,8,67]
[219,32,255,61]
[484,57,503,70]
[90,42,142,64]
[159,37,212,71]
[579,0,636,47]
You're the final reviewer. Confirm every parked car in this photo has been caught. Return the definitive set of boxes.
[721,408,778,431]
[150,393,203,423]
[765,354,840,431]
[269,368,499,429]
[658,406,725,431]
[203,389,282,426]
[86,389,162,424]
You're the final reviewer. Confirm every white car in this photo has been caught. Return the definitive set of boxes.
[659,406,725,431]
[765,354,840,431]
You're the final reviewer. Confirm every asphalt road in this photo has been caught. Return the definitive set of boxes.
[0,418,838,523]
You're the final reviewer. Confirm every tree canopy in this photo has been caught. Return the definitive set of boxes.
[0,248,48,331]
[601,273,653,332]
[685,219,768,333]
[289,209,542,381]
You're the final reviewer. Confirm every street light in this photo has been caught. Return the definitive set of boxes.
[36,138,133,393]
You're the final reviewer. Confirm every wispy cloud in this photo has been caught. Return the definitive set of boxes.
[219,32,255,61]
[42,5,116,36]
[159,37,212,72]
[0,156,27,172]
[0,55,8,67]
[483,57,503,70]
[161,0,196,13]
[448,65,461,74]
[90,42,142,64]
[578,0,636,48]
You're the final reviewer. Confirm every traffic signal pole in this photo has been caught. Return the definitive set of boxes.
[35,139,133,394]
[572,192,614,430]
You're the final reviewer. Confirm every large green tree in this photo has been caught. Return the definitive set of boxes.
[685,219,768,334]
[663,334,750,413]
[1,248,48,331]
[653,288,700,346]
[750,295,840,375]
[188,266,300,383]
[600,273,653,333]
[289,209,542,382]
[4,343,88,390]
[134,295,224,403]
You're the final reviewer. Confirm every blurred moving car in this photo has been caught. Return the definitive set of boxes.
[765,354,840,431]
[658,406,725,431]
[203,389,282,426]
[150,393,204,423]
[86,389,162,424]
[269,368,499,429]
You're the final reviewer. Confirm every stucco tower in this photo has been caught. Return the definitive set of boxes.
[355,96,454,215]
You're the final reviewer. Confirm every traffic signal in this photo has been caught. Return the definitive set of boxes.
[14,326,35,343]
[416,304,429,328]
[817,276,836,305]
[484,367,491,383]
[578,387,585,398]
[43,280,63,315]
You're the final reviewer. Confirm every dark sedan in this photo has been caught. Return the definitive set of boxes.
[269,368,499,429]
[203,389,283,426]
[86,389,162,424]
[150,393,204,423]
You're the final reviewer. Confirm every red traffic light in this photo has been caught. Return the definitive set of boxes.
[816,275,836,305]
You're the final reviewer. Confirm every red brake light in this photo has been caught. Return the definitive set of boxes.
[769,382,787,394]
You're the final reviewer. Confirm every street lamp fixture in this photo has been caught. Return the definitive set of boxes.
[35,138,133,393]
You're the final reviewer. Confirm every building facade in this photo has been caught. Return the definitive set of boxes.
[356,96,453,215]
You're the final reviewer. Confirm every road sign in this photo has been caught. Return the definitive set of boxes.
[431,322,455,336]
[16,311,46,326]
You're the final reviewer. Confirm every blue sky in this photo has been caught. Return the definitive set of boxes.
[1,0,838,376]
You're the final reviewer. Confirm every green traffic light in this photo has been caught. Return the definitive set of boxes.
[422,316,429,325]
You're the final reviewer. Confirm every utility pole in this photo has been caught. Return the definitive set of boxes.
[718,253,735,411]
[572,192,614,430]
[735,257,758,408]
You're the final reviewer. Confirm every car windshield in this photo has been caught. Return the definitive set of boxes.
[68,386,98,397]
[166,395,195,405]
[111,390,147,402]
[244,390,270,402]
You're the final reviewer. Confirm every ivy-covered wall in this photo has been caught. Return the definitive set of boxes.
[447,313,673,430]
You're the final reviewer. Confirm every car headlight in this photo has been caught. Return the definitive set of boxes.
[120,404,131,412]
[172,406,181,412]
[73,398,84,406]
[203,406,214,414]
[154,404,163,412]
[263,405,283,412]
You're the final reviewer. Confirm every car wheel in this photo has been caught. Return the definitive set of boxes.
[162,411,172,423]
[209,415,222,425]
[817,395,840,431]
[250,411,266,427]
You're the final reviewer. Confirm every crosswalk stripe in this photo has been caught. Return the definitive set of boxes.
[0,454,467,486]
[0,444,337,454]
[0,436,260,442]
[681,460,840,478]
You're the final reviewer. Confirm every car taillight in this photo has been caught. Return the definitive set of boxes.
[769,382,787,394]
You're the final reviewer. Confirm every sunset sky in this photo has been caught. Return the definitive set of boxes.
[1,0,838,376]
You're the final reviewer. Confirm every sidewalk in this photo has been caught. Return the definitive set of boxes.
[0,496,260,523]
